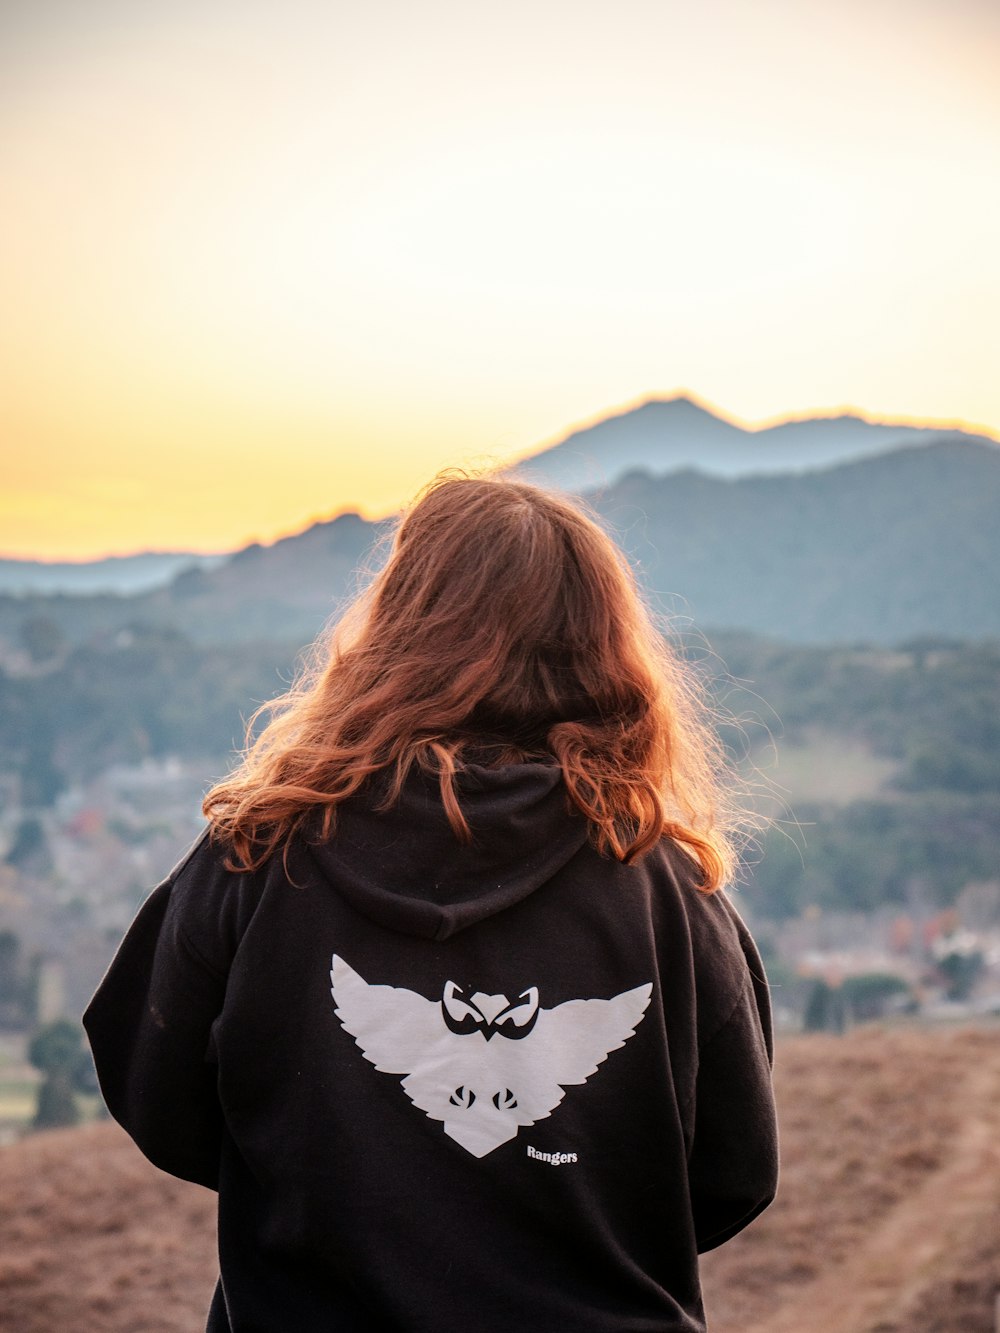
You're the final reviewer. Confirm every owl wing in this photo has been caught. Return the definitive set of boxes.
[526,983,653,1088]
[330,954,443,1075]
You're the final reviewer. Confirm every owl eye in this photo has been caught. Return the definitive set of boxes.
[493,1088,518,1110]
[449,1085,476,1107]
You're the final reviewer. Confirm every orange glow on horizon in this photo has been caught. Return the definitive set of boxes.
[3,391,997,564]
[2,0,998,563]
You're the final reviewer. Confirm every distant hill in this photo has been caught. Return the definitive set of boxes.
[598,437,1000,642]
[0,512,383,650]
[152,511,386,641]
[0,551,224,597]
[0,438,995,647]
[1,1025,997,1333]
[514,393,997,492]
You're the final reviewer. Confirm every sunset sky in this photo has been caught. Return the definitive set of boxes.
[2,0,998,560]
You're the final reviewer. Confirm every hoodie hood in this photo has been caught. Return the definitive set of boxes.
[300,761,590,941]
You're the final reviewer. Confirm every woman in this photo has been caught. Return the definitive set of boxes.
[84,473,778,1332]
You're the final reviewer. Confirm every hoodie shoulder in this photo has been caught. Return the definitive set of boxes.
[644,838,770,1055]
[153,827,269,977]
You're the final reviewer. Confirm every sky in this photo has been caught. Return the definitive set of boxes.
[2,0,998,560]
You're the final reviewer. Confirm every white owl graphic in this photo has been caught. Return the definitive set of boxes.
[330,955,652,1158]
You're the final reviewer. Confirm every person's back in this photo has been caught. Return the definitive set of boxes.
[85,474,778,1330]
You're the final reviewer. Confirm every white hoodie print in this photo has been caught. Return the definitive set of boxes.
[330,954,651,1158]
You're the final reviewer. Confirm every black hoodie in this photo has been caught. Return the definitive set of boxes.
[83,761,778,1333]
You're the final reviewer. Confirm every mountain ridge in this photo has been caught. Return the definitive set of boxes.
[4,396,995,597]
[0,437,996,647]
[512,393,997,494]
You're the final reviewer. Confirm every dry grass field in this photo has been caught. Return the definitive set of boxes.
[0,1024,998,1332]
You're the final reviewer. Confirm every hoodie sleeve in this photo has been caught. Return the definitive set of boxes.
[82,832,254,1191]
[687,912,779,1254]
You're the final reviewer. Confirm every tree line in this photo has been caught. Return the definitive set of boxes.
[3,621,999,920]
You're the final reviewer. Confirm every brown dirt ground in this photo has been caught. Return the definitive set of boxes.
[700,1023,1000,1333]
[1,1024,998,1332]
[0,1122,217,1332]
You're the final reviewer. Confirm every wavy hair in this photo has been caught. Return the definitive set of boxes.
[203,473,745,890]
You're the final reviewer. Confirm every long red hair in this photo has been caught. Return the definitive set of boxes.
[203,473,743,890]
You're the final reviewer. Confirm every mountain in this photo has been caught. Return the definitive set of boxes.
[0,439,996,647]
[159,511,384,641]
[597,438,1000,642]
[0,513,382,651]
[0,551,225,597]
[513,394,997,492]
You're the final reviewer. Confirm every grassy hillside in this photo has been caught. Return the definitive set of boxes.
[1,1025,997,1332]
